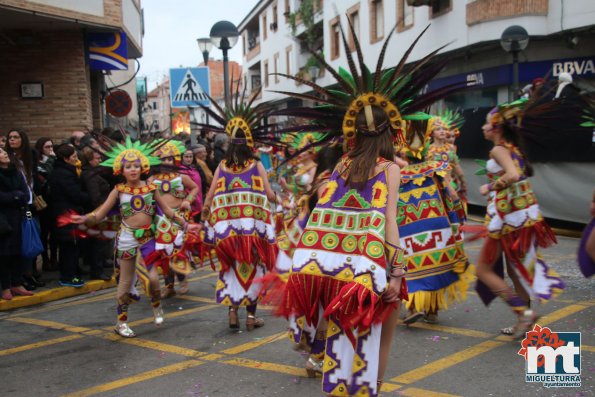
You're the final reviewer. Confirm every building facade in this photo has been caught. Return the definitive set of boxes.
[238,0,595,223]
[0,0,144,142]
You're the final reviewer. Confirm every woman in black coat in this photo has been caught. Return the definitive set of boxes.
[0,147,33,300]
[48,144,89,287]
[80,147,112,281]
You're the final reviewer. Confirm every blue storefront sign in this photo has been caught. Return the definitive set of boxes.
[427,56,595,91]
[87,32,128,71]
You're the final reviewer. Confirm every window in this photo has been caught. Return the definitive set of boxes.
[152,101,157,110]
[284,0,290,22]
[430,0,452,19]
[347,5,360,53]
[272,4,278,31]
[370,0,384,43]
[242,33,246,55]
[285,45,293,75]
[397,0,414,31]
[274,53,280,83]
[263,14,268,40]
[264,60,269,87]
[329,16,340,60]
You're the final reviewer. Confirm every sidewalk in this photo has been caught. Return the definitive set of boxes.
[0,269,116,312]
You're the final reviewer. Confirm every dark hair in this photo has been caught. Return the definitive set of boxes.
[35,137,53,162]
[5,129,33,184]
[80,146,97,165]
[345,107,395,188]
[54,143,76,160]
[500,123,534,177]
[315,145,343,179]
[223,129,255,167]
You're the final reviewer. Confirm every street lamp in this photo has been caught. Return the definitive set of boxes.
[196,37,212,66]
[210,20,239,108]
[500,25,529,100]
[308,65,320,84]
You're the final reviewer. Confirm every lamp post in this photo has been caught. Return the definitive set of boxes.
[500,25,529,101]
[308,65,320,84]
[210,20,239,109]
[196,37,212,66]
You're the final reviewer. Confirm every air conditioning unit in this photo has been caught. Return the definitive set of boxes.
[270,22,278,31]
[406,0,434,6]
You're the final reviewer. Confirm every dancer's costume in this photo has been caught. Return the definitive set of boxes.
[426,112,468,221]
[98,138,165,322]
[273,24,462,396]
[578,218,595,278]
[475,101,565,312]
[398,121,472,314]
[194,87,281,308]
[152,140,195,277]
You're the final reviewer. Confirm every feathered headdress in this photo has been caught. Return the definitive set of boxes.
[270,23,465,152]
[436,108,465,137]
[192,79,282,149]
[153,139,186,162]
[100,136,161,175]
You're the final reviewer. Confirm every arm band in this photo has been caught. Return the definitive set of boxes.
[385,240,407,278]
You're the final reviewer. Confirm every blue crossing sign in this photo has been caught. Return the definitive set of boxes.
[169,67,210,108]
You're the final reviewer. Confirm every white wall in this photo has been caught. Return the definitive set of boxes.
[242,0,595,105]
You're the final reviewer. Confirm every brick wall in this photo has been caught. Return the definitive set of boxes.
[0,0,123,28]
[466,0,548,26]
[0,30,93,142]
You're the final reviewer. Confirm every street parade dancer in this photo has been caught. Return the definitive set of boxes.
[68,137,196,338]
[427,112,468,207]
[195,86,285,331]
[475,100,565,338]
[397,119,472,325]
[149,139,199,298]
[273,23,462,396]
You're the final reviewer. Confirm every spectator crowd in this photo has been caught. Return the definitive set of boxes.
[0,127,219,300]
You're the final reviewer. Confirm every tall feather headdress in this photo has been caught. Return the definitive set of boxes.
[270,22,466,152]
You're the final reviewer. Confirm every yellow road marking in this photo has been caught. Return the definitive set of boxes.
[406,322,493,339]
[177,295,214,304]
[400,387,461,397]
[390,340,504,384]
[187,273,218,282]
[103,333,206,358]
[582,345,595,353]
[8,317,93,333]
[0,334,84,357]
[381,383,402,392]
[221,331,287,355]
[222,357,305,376]
[201,353,225,360]
[115,304,219,329]
[61,359,204,397]
[539,304,590,326]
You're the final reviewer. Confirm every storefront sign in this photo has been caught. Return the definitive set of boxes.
[428,56,595,91]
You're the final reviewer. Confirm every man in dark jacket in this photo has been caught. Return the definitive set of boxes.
[48,144,89,287]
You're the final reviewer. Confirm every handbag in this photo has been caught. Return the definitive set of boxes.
[21,210,44,259]
[33,194,48,211]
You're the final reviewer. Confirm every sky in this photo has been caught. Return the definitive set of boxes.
[140,0,259,90]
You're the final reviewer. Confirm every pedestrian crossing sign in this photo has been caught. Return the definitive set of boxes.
[169,67,210,108]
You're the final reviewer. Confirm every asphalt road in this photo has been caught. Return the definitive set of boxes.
[0,234,593,397]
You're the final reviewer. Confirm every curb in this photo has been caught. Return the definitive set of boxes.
[0,279,116,312]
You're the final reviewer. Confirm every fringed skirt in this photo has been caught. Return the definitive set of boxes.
[398,171,472,313]
[483,183,564,303]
